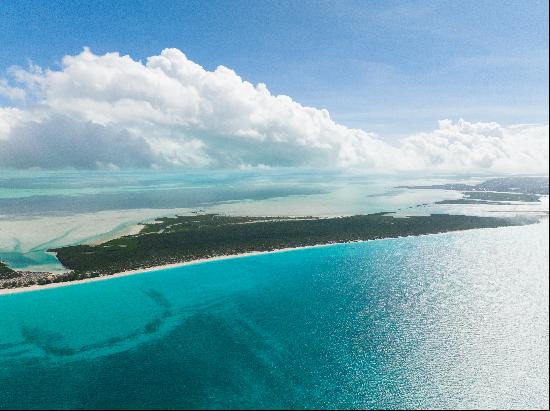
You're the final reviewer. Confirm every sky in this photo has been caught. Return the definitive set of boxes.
[0,0,548,173]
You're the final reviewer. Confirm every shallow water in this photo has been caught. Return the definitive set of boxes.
[0,221,548,409]
[1,170,546,272]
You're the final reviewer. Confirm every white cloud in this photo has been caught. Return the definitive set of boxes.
[403,120,549,174]
[0,48,547,174]
[0,80,26,101]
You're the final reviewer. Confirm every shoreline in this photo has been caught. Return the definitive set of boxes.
[0,242,341,296]
[2,219,547,297]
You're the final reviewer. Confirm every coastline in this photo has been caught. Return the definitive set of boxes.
[0,242,341,296]
[3,217,547,297]
[3,218,546,296]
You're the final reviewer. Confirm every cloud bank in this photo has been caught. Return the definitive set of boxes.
[0,48,548,173]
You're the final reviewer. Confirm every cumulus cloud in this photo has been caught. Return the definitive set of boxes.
[0,48,547,173]
[0,114,154,169]
[0,79,26,101]
[403,120,549,174]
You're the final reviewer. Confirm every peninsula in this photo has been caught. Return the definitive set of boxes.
[0,212,540,291]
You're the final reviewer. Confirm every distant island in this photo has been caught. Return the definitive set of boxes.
[435,191,540,205]
[0,212,540,291]
[397,176,549,195]
[398,176,549,205]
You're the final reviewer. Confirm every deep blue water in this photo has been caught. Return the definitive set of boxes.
[0,222,548,409]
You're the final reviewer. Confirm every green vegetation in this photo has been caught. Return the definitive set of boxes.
[463,191,540,202]
[475,177,548,195]
[401,176,548,206]
[0,262,20,279]
[51,213,533,279]
[399,176,549,196]
[436,191,541,205]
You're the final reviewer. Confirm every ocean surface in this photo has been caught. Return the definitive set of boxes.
[0,221,548,409]
[1,169,546,272]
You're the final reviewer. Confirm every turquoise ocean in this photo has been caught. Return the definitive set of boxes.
[0,220,548,409]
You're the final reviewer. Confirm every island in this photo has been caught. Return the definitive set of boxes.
[397,176,549,194]
[0,212,540,291]
[435,191,541,205]
[399,176,549,205]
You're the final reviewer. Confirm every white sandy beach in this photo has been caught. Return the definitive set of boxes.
[2,218,547,297]
[0,242,342,296]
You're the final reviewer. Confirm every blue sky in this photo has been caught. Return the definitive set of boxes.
[0,0,548,139]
